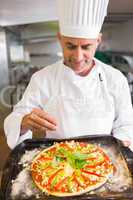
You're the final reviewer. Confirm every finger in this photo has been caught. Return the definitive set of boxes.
[28,119,46,132]
[32,108,57,126]
[30,112,57,131]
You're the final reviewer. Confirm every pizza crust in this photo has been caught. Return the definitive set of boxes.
[44,177,108,197]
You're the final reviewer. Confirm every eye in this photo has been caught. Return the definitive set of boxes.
[82,45,93,50]
[66,44,77,50]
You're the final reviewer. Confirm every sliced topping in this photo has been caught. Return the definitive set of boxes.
[32,171,42,183]
[38,155,53,161]
[50,176,59,189]
[58,142,73,151]
[31,141,114,195]
[68,177,78,193]
[73,174,86,188]
[81,169,103,177]
[54,177,68,191]
[64,163,74,176]
[31,162,38,170]
[48,168,64,186]
[85,153,105,168]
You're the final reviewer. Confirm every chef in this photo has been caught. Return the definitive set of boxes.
[4,0,133,150]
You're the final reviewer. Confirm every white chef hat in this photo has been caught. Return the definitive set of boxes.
[57,0,109,39]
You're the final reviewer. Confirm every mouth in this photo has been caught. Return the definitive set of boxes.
[72,61,84,67]
[74,60,83,64]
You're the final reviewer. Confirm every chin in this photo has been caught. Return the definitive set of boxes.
[74,68,85,74]
[72,63,84,70]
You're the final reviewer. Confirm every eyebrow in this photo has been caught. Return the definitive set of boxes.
[66,42,77,47]
[66,42,93,48]
[81,44,93,48]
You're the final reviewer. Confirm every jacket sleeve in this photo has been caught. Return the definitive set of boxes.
[4,73,43,149]
[112,75,133,148]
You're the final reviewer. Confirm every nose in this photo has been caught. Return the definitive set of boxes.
[74,47,83,61]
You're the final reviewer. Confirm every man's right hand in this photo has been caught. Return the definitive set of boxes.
[21,108,57,134]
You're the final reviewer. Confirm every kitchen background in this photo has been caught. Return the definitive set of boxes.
[0,0,133,185]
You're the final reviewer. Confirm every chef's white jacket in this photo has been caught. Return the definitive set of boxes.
[4,58,133,149]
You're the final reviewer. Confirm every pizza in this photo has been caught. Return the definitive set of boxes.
[30,141,115,196]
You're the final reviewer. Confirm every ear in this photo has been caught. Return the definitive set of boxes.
[57,32,61,41]
[97,33,102,45]
[57,32,63,47]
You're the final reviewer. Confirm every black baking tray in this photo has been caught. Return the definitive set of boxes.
[1,135,133,200]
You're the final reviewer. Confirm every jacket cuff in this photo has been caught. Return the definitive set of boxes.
[4,113,32,149]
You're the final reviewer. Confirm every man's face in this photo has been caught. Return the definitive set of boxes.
[58,33,101,75]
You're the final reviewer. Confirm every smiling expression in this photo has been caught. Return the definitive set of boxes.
[58,33,102,76]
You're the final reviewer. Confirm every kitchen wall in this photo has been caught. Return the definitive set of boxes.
[0,27,26,88]
[0,28,9,89]
[25,39,61,67]
[103,19,133,52]
[22,22,61,68]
